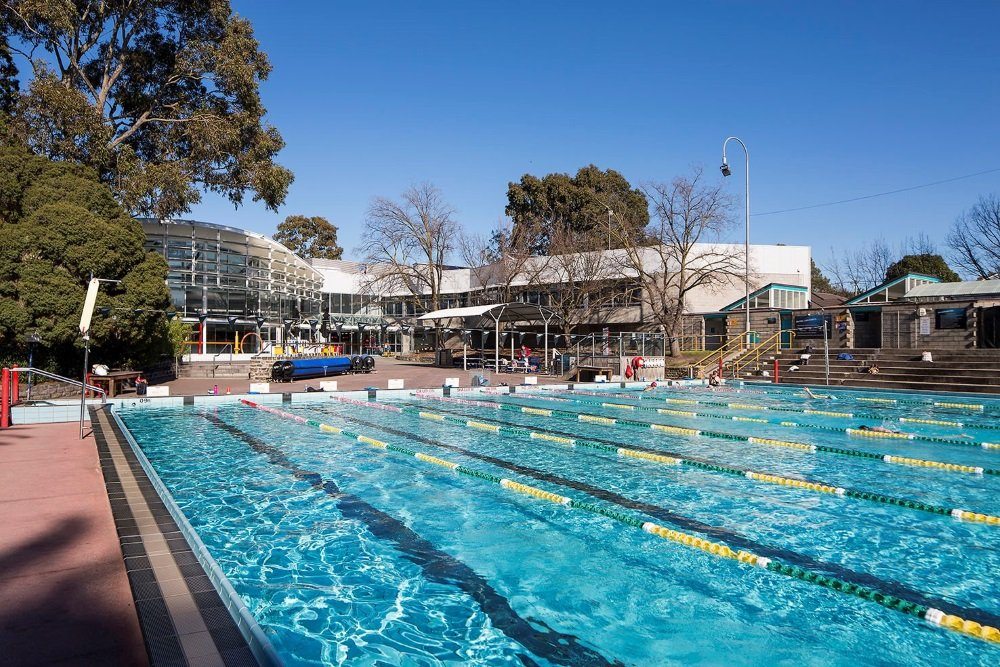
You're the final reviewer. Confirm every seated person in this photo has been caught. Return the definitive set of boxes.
[867,364,880,375]
[800,344,814,365]
[135,374,148,396]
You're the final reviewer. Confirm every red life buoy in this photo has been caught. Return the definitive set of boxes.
[624,365,634,379]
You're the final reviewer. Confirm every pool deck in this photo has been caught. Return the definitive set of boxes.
[160,357,568,397]
[0,422,148,666]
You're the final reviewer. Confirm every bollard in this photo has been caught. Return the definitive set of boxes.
[1,368,9,428]
[11,370,18,405]
[774,358,780,384]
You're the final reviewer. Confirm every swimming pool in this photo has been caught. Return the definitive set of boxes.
[116,383,1000,665]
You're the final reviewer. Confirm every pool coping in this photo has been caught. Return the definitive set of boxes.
[91,404,280,666]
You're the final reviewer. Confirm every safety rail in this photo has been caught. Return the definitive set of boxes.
[212,344,234,364]
[11,367,107,401]
[691,331,758,377]
[729,330,796,377]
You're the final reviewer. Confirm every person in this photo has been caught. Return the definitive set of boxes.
[643,381,658,392]
[800,344,814,366]
[135,374,148,396]
[804,387,836,400]
[708,372,723,387]
[857,424,905,434]
[867,364,880,375]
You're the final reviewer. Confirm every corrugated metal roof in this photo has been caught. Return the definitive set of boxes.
[904,279,1000,298]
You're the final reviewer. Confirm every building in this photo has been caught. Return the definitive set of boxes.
[142,218,812,355]
[140,219,324,354]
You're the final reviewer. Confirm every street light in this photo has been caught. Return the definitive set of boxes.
[721,136,751,345]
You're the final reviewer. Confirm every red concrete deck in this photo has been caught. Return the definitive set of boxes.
[162,357,569,396]
[0,423,148,666]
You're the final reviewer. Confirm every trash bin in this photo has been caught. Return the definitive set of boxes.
[435,348,453,368]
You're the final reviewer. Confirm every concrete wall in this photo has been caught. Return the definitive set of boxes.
[882,302,978,349]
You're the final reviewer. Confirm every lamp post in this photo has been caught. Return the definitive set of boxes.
[24,331,41,401]
[721,136,751,345]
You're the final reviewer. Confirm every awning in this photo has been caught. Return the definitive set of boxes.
[417,302,559,324]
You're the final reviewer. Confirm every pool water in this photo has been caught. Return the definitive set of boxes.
[118,384,1000,666]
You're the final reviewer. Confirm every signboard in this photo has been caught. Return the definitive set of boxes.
[794,314,832,339]
[935,308,967,330]
[919,316,931,335]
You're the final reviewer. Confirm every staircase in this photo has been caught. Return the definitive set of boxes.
[749,348,1000,394]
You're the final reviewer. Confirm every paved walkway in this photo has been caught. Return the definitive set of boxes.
[0,423,148,666]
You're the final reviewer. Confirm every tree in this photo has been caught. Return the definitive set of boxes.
[0,34,17,115]
[460,220,543,306]
[810,259,845,295]
[884,253,959,283]
[947,195,1000,279]
[543,225,615,336]
[2,0,292,218]
[165,318,193,375]
[0,146,171,374]
[273,215,344,260]
[615,168,742,356]
[826,238,894,295]
[505,164,649,254]
[360,183,460,321]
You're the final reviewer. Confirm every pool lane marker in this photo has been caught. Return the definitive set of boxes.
[535,391,1000,453]
[550,388,1000,432]
[458,392,997,479]
[241,399,1000,645]
[404,394,1000,525]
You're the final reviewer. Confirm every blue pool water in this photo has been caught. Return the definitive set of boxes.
[117,384,1000,665]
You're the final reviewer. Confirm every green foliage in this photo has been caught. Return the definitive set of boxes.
[2,0,292,218]
[884,254,959,284]
[273,215,344,259]
[166,319,194,359]
[810,259,845,295]
[505,165,649,254]
[0,146,171,374]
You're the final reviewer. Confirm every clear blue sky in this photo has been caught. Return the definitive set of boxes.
[189,1,1000,267]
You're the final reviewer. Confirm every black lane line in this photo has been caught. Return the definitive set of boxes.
[349,403,1000,627]
[203,413,620,667]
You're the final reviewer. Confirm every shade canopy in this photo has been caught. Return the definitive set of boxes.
[417,302,559,325]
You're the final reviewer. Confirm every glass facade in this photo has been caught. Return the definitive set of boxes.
[141,219,324,352]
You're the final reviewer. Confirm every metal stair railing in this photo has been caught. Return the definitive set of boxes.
[691,331,758,377]
[11,367,107,402]
[729,330,796,377]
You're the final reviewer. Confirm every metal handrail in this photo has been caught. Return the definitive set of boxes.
[212,344,233,363]
[730,330,796,377]
[692,331,759,376]
[11,367,107,403]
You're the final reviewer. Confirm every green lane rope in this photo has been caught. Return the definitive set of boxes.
[238,399,999,645]
[547,389,1000,445]
[480,392,1000,477]
[407,393,1000,526]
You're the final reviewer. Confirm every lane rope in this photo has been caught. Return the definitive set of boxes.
[404,394,1000,524]
[239,399,1000,645]
[532,390,1000,454]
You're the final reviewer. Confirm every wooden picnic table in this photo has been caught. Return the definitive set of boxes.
[87,370,142,398]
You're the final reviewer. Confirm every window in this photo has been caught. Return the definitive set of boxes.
[935,308,967,330]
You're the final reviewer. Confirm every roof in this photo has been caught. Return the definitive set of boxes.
[417,302,559,324]
[720,283,808,312]
[844,273,941,305]
[810,291,847,308]
[904,279,1000,299]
